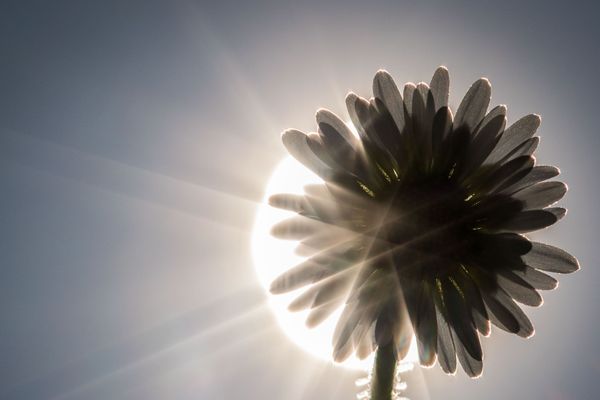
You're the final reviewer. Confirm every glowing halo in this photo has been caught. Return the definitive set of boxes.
[252,156,419,371]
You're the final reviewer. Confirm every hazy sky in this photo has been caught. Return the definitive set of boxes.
[1,1,598,399]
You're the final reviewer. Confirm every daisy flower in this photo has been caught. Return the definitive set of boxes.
[269,67,578,398]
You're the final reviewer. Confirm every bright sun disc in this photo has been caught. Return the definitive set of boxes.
[252,156,418,371]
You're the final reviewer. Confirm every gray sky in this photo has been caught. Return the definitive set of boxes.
[1,1,598,399]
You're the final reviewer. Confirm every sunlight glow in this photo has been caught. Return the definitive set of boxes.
[252,156,418,371]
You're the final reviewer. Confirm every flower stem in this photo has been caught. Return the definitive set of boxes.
[370,342,397,400]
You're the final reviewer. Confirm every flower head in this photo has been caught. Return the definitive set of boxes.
[269,67,579,377]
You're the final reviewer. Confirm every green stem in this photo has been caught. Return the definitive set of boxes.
[370,342,397,400]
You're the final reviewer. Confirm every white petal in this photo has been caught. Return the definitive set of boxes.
[454,78,492,132]
[372,69,405,132]
[430,66,450,110]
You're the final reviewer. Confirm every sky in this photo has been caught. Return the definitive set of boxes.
[0,0,598,399]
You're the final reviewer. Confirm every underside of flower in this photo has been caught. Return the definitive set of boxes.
[269,67,579,377]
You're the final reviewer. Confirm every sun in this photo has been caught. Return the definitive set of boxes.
[251,156,418,370]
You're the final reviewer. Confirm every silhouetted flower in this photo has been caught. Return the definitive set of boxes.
[269,67,578,378]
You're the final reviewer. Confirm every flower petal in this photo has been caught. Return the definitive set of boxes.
[372,283,413,359]
[510,265,558,290]
[288,267,355,311]
[435,305,457,374]
[403,83,416,119]
[431,106,453,164]
[373,70,405,132]
[454,334,484,378]
[393,312,414,360]
[513,181,567,210]
[430,66,450,110]
[368,98,404,158]
[270,216,319,240]
[442,278,482,361]
[270,262,329,294]
[345,92,368,139]
[268,193,307,213]
[481,291,520,334]
[456,269,490,336]
[333,296,378,362]
[412,85,433,165]
[485,114,540,164]
[436,126,471,178]
[356,326,375,359]
[503,137,539,163]
[501,209,558,232]
[476,155,534,194]
[522,242,580,273]
[483,289,534,338]
[454,78,492,132]
[496,269,543,307]
[282,129,332,179]
[305,132,338,169]
[306,301,343,328]
[354,94,387,147]
[405,281,438,367]
[546,207,566,221]
[416,81,434,121]
[318,121,368,178]
[460,114,506,180]
[499,165,560,195]
[473,105,507,138]
[316,108,359,148]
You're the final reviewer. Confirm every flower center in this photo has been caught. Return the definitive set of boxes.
[384,179,473,257]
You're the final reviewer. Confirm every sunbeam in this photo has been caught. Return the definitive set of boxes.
[253,156,419,371]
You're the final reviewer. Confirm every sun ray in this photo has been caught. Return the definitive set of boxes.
[6,286,269,400]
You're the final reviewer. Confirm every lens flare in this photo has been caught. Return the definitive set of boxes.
[252,156,418,371]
